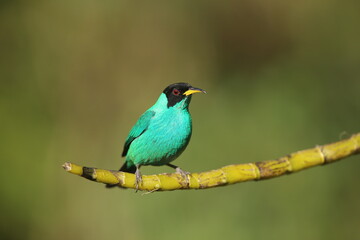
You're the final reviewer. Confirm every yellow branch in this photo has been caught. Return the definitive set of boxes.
[63,133,360,192]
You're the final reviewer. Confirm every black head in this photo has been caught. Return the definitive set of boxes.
[163,82,205,108]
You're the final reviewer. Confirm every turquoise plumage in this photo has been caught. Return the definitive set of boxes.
[107,83,205,189]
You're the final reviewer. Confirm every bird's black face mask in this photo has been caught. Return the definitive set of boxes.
[163,82,205,108]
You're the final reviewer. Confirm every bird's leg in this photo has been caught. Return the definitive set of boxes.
[135,165,142,192]
[166,163,190,185]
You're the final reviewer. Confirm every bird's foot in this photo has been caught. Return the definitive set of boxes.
[175,167,190,186]
[135,166,142,192]
[166,163,190,187]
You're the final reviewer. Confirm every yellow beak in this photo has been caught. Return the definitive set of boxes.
[183,87,206,96]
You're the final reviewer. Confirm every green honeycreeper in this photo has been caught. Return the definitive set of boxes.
[106,83,206,189]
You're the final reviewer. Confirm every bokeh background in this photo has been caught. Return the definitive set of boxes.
[1,1,360,239]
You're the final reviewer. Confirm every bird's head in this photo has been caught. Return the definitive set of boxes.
[163,82,206,109]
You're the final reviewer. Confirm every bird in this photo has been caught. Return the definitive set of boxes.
[106,82,206,189]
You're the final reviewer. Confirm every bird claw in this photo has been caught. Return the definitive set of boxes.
[135,168,142,192]
[176,167,190,186]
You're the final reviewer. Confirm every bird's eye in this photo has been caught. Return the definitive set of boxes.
[172,89,180,96]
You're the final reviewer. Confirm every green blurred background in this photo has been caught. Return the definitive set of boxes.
[1,0,360,239]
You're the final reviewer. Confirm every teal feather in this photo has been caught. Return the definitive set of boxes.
[122,110,156,157]
[125,93,192,167]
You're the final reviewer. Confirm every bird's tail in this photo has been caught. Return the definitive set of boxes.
[105,162,136,188]
[119,162,137,173]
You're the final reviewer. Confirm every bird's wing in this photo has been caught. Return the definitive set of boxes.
[122,110,156,157]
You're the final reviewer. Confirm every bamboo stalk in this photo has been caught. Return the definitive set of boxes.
[63,133,360,192]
